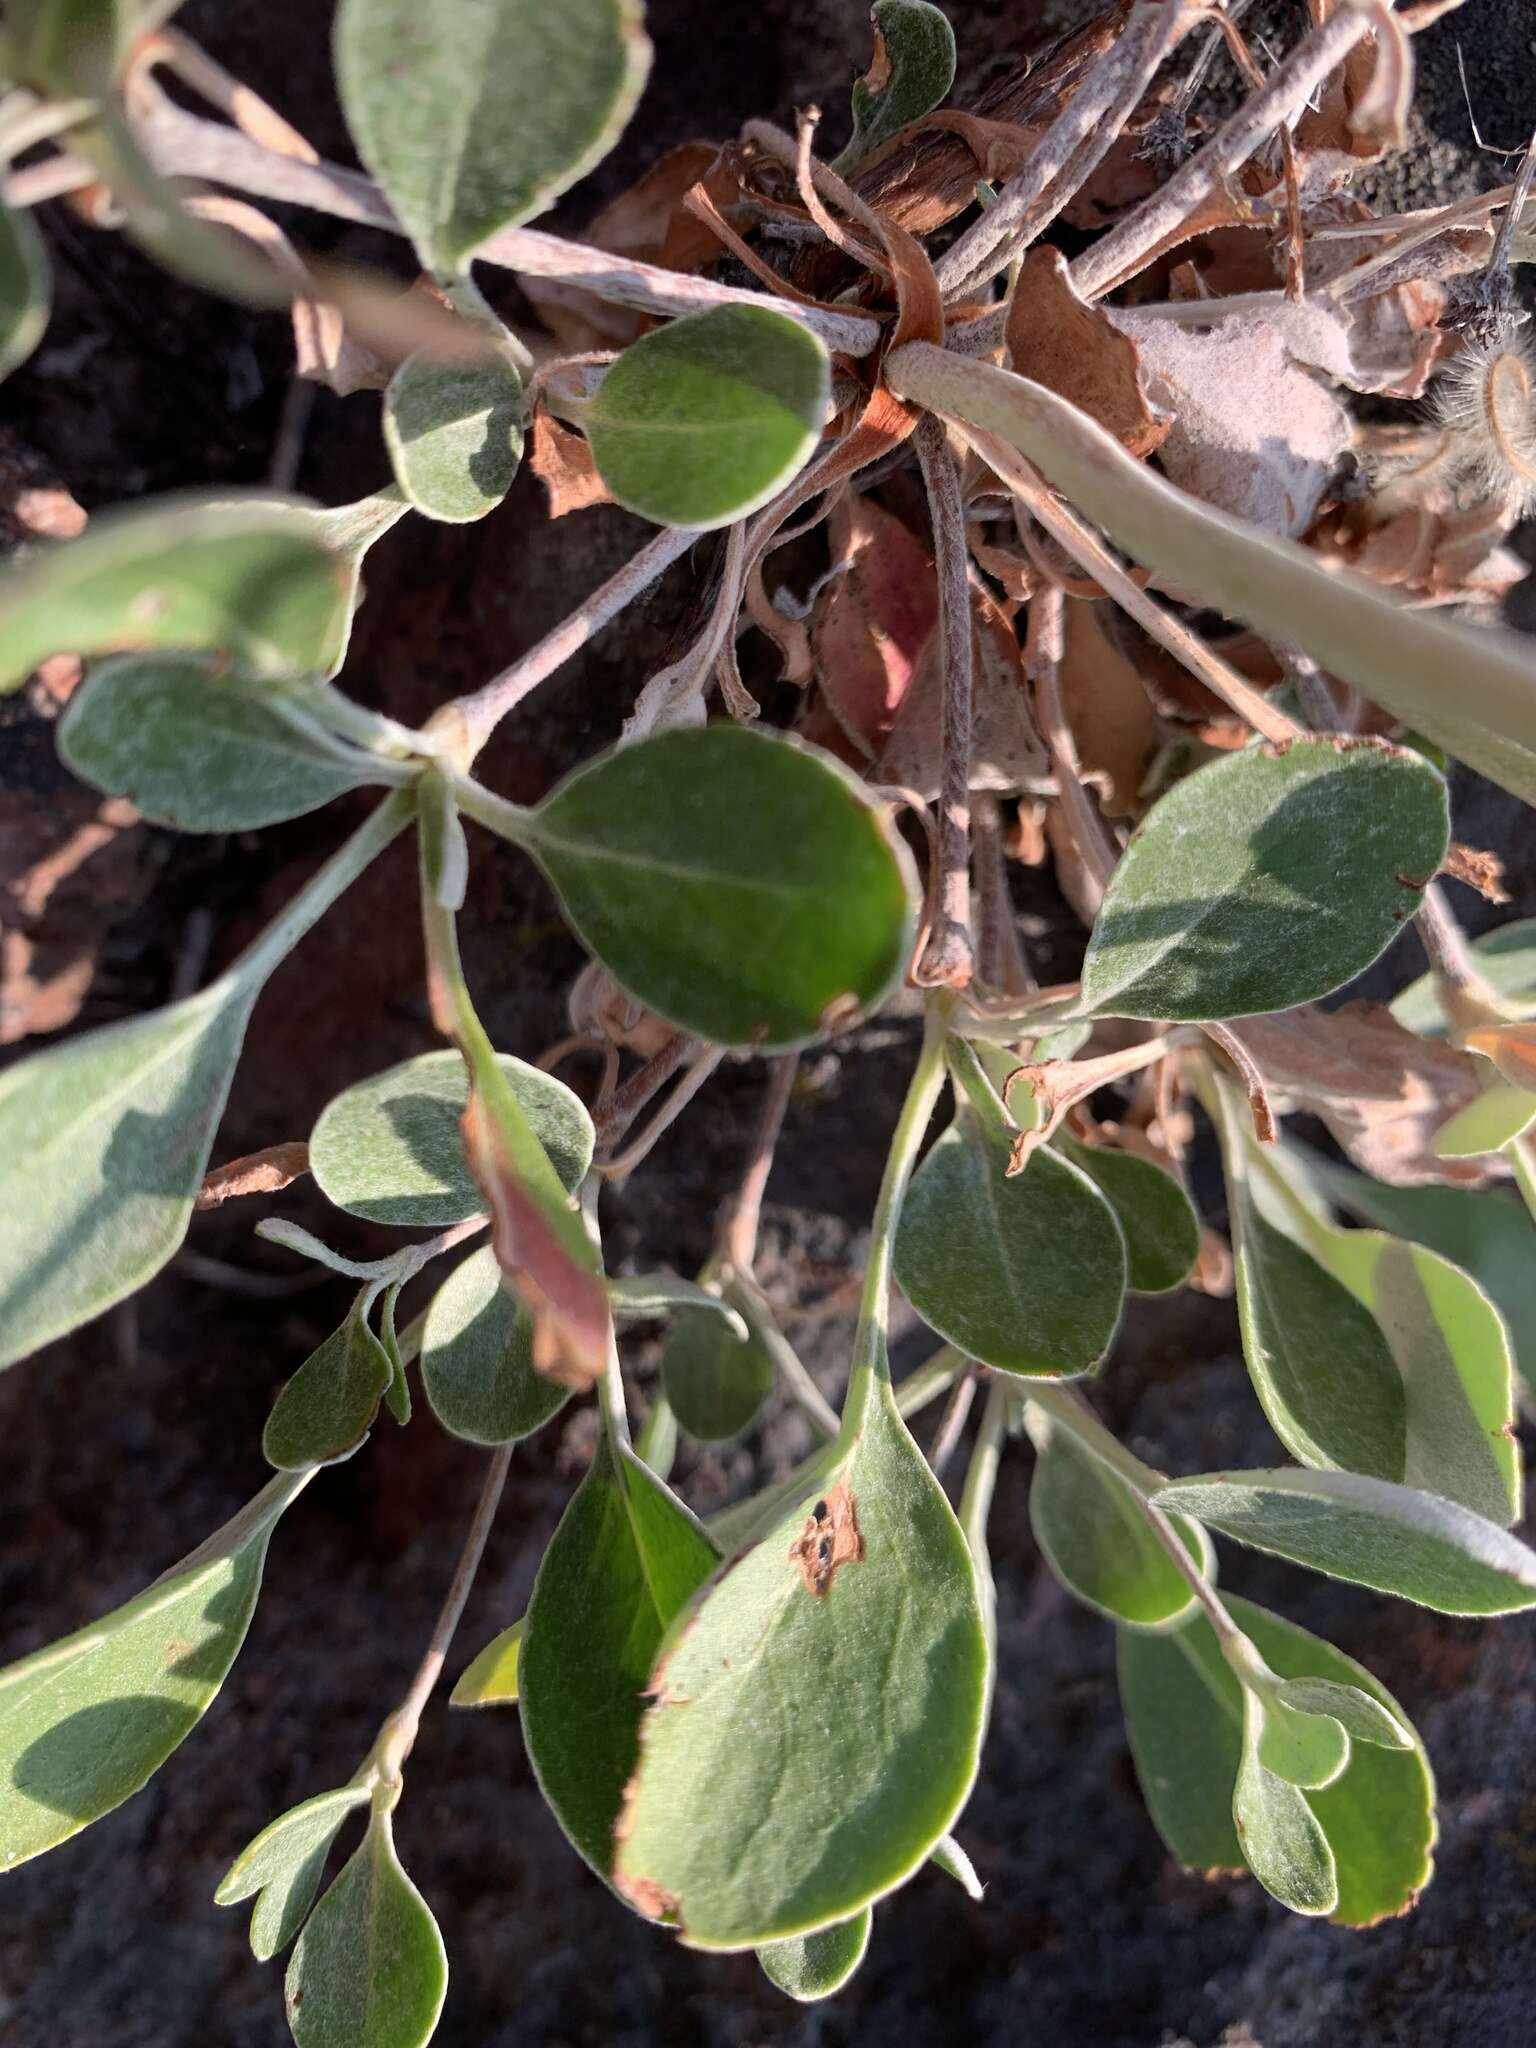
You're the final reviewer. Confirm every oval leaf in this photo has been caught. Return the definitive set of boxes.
[0,1472,304,1870]
[661,1304,775,1442]
[521,1436,718,1883]
[894,1117,1126,1376]
[613,1382,990,1948]
[580,304,830,529]
[383,351,524,524]
[526,725,915,1051]
[1080,739,1449,1022]
[1234,1692,1338,1914]
[420,1244,570,1445]
[0,193,49,380]
[335,0,650,273]
[1154,1468,1536,1615]
[758,1909,872,2002]
[0,493,355,692]
[311,1049,592,1227]
[263,1295,395,1471]
[285,1800,447,2048]
[1055,1132,1199,1293]
[59,652,380,831]
[216,1785,372,1962]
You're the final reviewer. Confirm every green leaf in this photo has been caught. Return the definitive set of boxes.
[1079,739,1449,1021]
[0,193,49,380]
[523,725,915,1051]
[609,1275,748,1333]
[1054,1132,1199,1293]
[216,1785,372,1962]
[450,1617,523,1707]
[58,652,382,831]
[833,0,956,173]
[1271,1677,1412,1751]
[0,974,255,1370]
[579,305,830,529]
[1393,917,1536,1035]
[311,1049,593,1227]
[378,1280,411,1426]
[1023,1403,1210,1629]
[1234,1691,1338,1914]
[893,1115,1125,1376]
[521,1435,718,1883]
[263,1293,395,1471]
[382,352,524,524]
[1254,1695,1349,1792]
[334,0,650,274]
[612,1379,990,1948]
[0,1471,306,1870]
[1433,1082,1536,1158]
[0,493,356,692]
[419,1244,570,1445]
[285,1798,447,2048]
[298,494,411,679]
[1117,1594,1434,1923]
[1154,1468,1536,1615]
[661,1303,776,1441]
[758,1909,872,2002]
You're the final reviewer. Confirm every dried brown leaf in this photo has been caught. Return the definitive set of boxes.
[195,1142,310,1210]
[874,585,1048,799]
[812,495,937,756]
[529,411,614,519]
[1057,601,1157,817]
[1007,247,1170,459]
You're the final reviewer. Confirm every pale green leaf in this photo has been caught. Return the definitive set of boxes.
[929,1832,983,1900]
[758,1909,872,2002]
[285,1800,447,2048]
[661,1304,775,1442]
[579,305,830,529]
[1272,1677,1412,1751]
[833,0,956,173]
[0,193,49,380]
[311,1049,592,1227]
[894,1116,1125,1376]
[0,493,355,691]
[334,0,650,273]
[449,1617,522,1707]
[1234,1692,1338,1913]
[0,1471,306,1870]
[59,652,381,831]
[378,1280,411,1426]
[1250,1686,1348,1791]
[613,1380,990,1948]
[216,1785,372,1962]
[1080,738,1448,1021]
[1054,1131,1198,1293]
[382,352,524,524]
[1393,917,1536,1035]
[524,725,915,1050]
[419,1244,569,1446]
[1433,1083,1536,1158]
[521,1437,718,1883]
[263,1293,395,1471]
[1154,1468,1536,1614]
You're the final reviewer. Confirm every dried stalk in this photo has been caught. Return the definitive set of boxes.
[913,415,977,988]
[1024,583,1119,899]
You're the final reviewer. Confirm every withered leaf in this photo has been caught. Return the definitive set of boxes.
[812,494,937,757]
[875,586,1047,798]
[1007,247,1169,459]
[529,410,614,519]
[1058,601,1157,817]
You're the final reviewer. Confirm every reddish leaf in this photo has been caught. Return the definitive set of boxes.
[812,495,937,756]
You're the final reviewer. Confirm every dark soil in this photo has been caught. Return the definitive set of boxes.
[3,4,1536,2045]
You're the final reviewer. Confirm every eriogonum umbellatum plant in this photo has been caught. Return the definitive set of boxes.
[4,0,1536,2033]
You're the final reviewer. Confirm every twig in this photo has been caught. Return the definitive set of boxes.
[195,1141,310,1209]
[599,1046,727,1179]
[912,415,976,989]
[973,791,1034,996]
[1200,1018,1277,1143]
[928,1368,978,1479]
[721,1055,800,1274]
[1416,879,1506,1033]
[1024,582,1119,898]
[593,1032,699,1152]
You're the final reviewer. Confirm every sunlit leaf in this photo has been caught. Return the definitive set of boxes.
[758,1909,872,2002]
[0,193,49,381]
[1233,1691,1337,1914]
[1432,1082,1536,1158]
[522,725,915,1050]
[0,494,355,692]
[1054,1132,1199,1293]
[1272,1678,1411,1752]
[285,1797,447,2048]
[578,305,830,529]
[1252,1687,1349,1793]
[59,652,382,831]
[0,1471,306,1870]
[382,352,524,524]
[833,0,957,172]
[894,1115,1125,1376]
[661,1302,775,1441]
[449,1616,522,1708]
[216,1785,372,1962]
[420,1245,569,1445]
[311,1049,592,1227]
[613,1378,990,1948]
[1154,1468,1536,1615]
[929,1832,984,1900]
[521,1436,718,1883]
[263,1293,395,1471]
[335,0,651,274]
[1079,738,1448,1021]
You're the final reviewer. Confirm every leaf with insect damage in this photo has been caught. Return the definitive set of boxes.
[334,0,650,275]
[613,1375,989,1948]
[1117,1593,1433,1924]
[521,725,915,1051]
[1053,1132,1198,1294]
[284,1796,447,2048]
[58,652,384,831]
[833,0,957,173]
[894,1112,1125,1376]
[420,1244,570,1445]
[263,1291,395,1471]
[311,1050,592,1228]
[216,1785,372,1962]
[1080,738,1448,1022]
[0,1471,307,1871]
[382,351,525,524]
[758,1908,873,2001]
[521,1435,718,1884]
[577,304,830,529]
[0,193,48,382]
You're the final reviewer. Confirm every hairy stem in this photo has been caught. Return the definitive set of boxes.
[913,415,977,987]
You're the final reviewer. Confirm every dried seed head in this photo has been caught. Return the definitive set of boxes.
[1428,320,1536,515]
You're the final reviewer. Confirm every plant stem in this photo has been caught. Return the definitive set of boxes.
[1509,1137,1536,1226]
[730,1277,843,1439]
[958,1376,1009,1564]
[374,1444,514,1780]
[1025,582,1118,896]
[721,1055,799,1274]
[1416,881,1506,1034]
[928,1368,978,1480]
[913,415,977,989]
[233,789,414,988]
